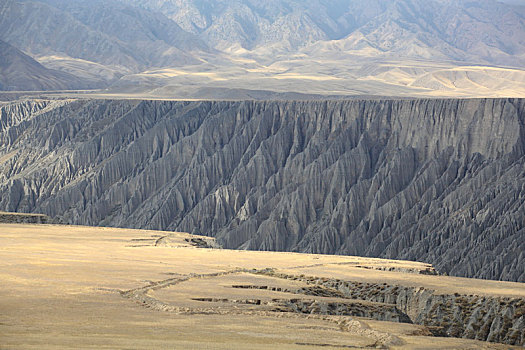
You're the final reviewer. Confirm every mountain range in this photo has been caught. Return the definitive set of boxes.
[0,0,524,97]
[125,0,525,65]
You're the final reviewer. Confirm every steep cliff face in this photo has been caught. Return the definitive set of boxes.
[1,98,524,282]
[256,269,525,346]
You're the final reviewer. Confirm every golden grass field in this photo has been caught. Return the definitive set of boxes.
[0,223,523,349]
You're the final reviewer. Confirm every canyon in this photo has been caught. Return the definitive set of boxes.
[1,98,524,282]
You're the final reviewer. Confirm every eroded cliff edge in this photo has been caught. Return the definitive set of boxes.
[1,98,524,282]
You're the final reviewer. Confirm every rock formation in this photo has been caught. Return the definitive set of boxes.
[0,211,50,224]
[259,270,525,345]
[0,98,524,282]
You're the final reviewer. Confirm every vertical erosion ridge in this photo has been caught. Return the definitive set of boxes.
[0,98,524,282]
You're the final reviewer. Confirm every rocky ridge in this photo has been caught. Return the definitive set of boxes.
[0,98,524,282]
[121,266,525,346]
[0,0,208,79]
[124,0,525,66]
[0,211,49,224]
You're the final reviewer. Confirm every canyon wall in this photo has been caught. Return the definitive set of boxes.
[1,98,524,281]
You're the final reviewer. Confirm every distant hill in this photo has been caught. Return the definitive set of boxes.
[0,0,209,90]
[0,40,84,91]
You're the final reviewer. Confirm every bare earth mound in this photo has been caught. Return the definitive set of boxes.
[0,223,523,349]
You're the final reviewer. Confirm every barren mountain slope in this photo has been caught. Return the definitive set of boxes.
[124,0,525,66]
[105,0,525,97]
[1,0,524,97]
[0,98,524,282]
[0,40,86,91]
[0,0,207,73]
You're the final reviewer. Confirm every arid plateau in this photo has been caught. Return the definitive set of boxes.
[0,222,523,349]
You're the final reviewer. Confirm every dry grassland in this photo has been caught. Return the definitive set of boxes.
[0,223,522,349]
